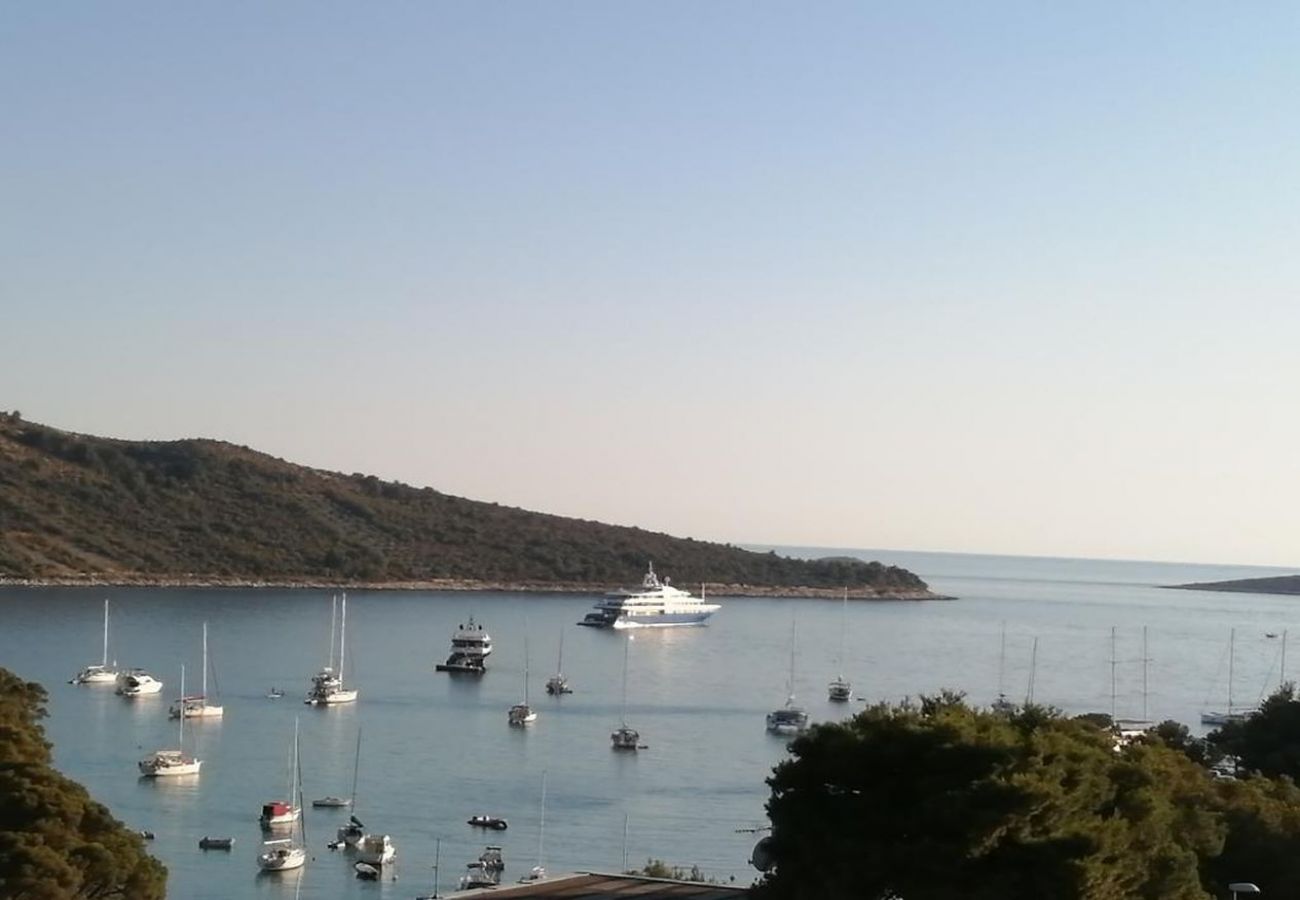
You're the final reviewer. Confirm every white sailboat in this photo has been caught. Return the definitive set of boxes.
[307,593,358,705]
[171,622,223,719]
[71,599,118,685]
[138,665,202,777]
[1202,628,1257,725]
[508,633,538,726]
[827,588,852,702]
[611,635,640,750]
[545,628,572,696]
[768,621,809,735]
[258,718,307,872]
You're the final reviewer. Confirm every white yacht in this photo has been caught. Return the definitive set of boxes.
[170,622,223,719]
[435,616,493,673]
[578,563,721,629]
[116,668,163,696]
[356,833,396,866]
[71,599,118,685]
[307,594,358,705]
[139,666,202,777]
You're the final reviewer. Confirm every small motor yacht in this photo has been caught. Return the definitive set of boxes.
[356,833,396,866]
[116,669,163,696]
[354,862,381,880]
[467,814,508,830]
[459,861,500,890]
[198,836,234,850]
[259,800,301,828]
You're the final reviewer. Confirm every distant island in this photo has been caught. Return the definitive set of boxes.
[0,413,944,599]
[1168,575,1300,596]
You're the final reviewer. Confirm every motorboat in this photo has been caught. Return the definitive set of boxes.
[139,665,202,777]
[336,815,365,849]
[259,801,301,829]
[356,833,396,866]
[198,836,234,850]
[306,594,359,705]
[71,599,118,685]
[478,845,505,873]
[467,815,508,830]
[435,616,492,673]
[312,796,349,808]
[459,860,500,890]
[116,669,163,696]
[169,622,223,718]
[578,563,720,629]
[266,687,284,699]
[354,862,380,880]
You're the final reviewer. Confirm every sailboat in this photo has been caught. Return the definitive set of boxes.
[260,724,303,828]
[171,622,223,718]
[138,665,202,776]
[71,599,118,685]
[1202,628,1258,725]
[611,635,640,750]
[827,588,852,702]
[767,621,809,735]
[545,628,573,695]
[518,771,547,883]
[1113,626,1153,735]
[508,633,538,726]
[307,593,358,705]
[991,621,1015,714]
[257,718,307,871]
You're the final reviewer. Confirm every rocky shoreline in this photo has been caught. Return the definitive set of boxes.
[0,574,952,601]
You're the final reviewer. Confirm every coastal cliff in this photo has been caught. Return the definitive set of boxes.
[0,414,942,599]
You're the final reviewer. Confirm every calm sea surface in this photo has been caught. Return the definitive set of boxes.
[2,549,1299,899]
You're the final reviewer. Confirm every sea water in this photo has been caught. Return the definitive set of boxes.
[1,549,1296,899]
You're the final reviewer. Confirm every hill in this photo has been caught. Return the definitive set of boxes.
[1168,575,1300,596]
[0,413,937,598]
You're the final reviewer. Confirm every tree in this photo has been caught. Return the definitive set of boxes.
[1210,684,1300,779]
[0,668,166,899]
[754,696,1223,900]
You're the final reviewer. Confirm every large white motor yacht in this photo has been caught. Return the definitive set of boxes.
[116,669,164,696]
[578,564,721,629]
[435,616,493,673]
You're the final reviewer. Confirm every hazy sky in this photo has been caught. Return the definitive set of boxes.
[5,3,1299,566]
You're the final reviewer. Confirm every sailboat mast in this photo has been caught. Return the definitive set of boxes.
[102,599,110,667]
[620,636,630,728]
[537,771,547,870]
[178,665,186,746]
[788,620,797,704]
[523,630,530,705]
[349,728,362,813]
[1026,637,1038,705]
[557,628,565,676]
[202,622,209,699]
[1142,626,1149,723]
[997,621,1007,701]
[1283,630,1289,687]
[339,593,347,688]
[294,717,306,846]
[329,594,338,671]
[838,588,847,677]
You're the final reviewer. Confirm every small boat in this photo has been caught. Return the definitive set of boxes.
[356,833,396,866]
[266,688,284,699]
[71,599,119,685]
[545,628,573,695]
[435,616,492,673]
[260,801,301,828]
[459,860,500,890]
[354,862,381,880]
[478,845,505,873]
[312,796,350,808]
[198,836,234,850]
[305,594,359,705]
[116,668,163,696]
[138,666,202,777]
[467,815,508,830]
[138,830,155,841]
[578,563,720,629]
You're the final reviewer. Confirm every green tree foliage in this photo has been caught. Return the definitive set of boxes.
[753,696,1258,900]
[1210,684,1300,779]
[0,668,166,899]
[0,417,931,592]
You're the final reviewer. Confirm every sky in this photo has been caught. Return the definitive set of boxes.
[4,3,1300,566]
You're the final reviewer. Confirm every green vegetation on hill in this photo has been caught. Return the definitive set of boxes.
[0,667,166,899]
[0,414,929,593]
[756,692,1300,899]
